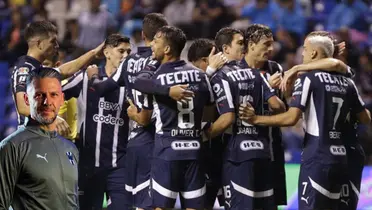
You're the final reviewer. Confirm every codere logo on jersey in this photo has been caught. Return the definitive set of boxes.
[93,114,124,126]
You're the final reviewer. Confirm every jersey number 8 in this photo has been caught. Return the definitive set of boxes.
[177,99,195,129]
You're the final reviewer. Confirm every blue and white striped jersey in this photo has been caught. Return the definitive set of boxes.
[62,67,129,168]
[210,61,275,162]
[289,71,365,164]
[89,47,158,147]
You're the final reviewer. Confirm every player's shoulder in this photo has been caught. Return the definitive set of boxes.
[13,57,32,74]
[210,67,226,81]
[13,55,39,72]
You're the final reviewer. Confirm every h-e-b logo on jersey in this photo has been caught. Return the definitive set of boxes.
[66,152,75,165]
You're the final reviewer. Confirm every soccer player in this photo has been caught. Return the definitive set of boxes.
[207,27,285,210]
[0,68,78,209]
[187,38,227,209]
[147,26,213,210]
[278,32,362,210]
[239,32,371,210]
[62,34,131,210]
[11,20,105,132]
[112,13,167,210]
[240,24,288,206]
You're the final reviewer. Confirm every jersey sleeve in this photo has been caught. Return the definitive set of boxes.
[210,73,234,115]
[12,65,31,93]
[133,70,170,96]
[62,70,84,100]
[204,74,215,105]
[141,93,153,110]
[259,73,276,101]
[345,66,355,78]
[289,74,312,112]
[0,139,20,209]
[90,61,128,96]
[349,79,366,114]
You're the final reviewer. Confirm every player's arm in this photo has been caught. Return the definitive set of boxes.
[242,74,310,127]
[357,109,371,125]
[240,106,302,127]
[280,58,353,97]
[128,91,154,126]
[128,108,153,126]
[12,66,31,117]
[0,140,20,209]
[205,47,228,77]
[260,73,286,113]
[208,112,235,138]
[58,42,104,77]
[134,70,195,101]
[207,74,235,138]
[62,70,84,100]
[292,58,349,74]
[89,63,124,96]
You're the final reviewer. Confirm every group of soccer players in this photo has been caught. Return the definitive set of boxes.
[9,11,372,210]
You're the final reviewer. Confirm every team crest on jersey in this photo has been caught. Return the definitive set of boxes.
[18,67,29,74]
[66,152,75,165]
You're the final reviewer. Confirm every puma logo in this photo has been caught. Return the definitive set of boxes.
[36,153,48,163]
[301,196,309,204]
[341,199,349,206]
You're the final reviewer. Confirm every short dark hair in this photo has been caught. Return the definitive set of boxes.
[157,26,186,57]
[245,24,273,45]
[188,38,214,62]
[24,20,57,41]
[104,34,130,49]
[26,68,62,90]
[215,27,243,52]
[143,13,168,41]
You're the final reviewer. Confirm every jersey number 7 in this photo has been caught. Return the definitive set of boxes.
[332,97,344,130]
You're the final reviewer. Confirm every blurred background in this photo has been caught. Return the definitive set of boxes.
[0,0,371,165]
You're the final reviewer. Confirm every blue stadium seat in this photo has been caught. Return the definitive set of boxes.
[0,62,9,78]
[310,0,337,22]
[0,78,8,120]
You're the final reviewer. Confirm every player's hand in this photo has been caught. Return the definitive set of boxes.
[87,65,99,80]
[336,41,346,58]
[56,116,71,137]
[93,41,105,59]
[268,72,282,89]
[127,99,138,120]
[280,67,298,92]
[239,102,256,123]
[208,47,228,70]
[169,84,195,102]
